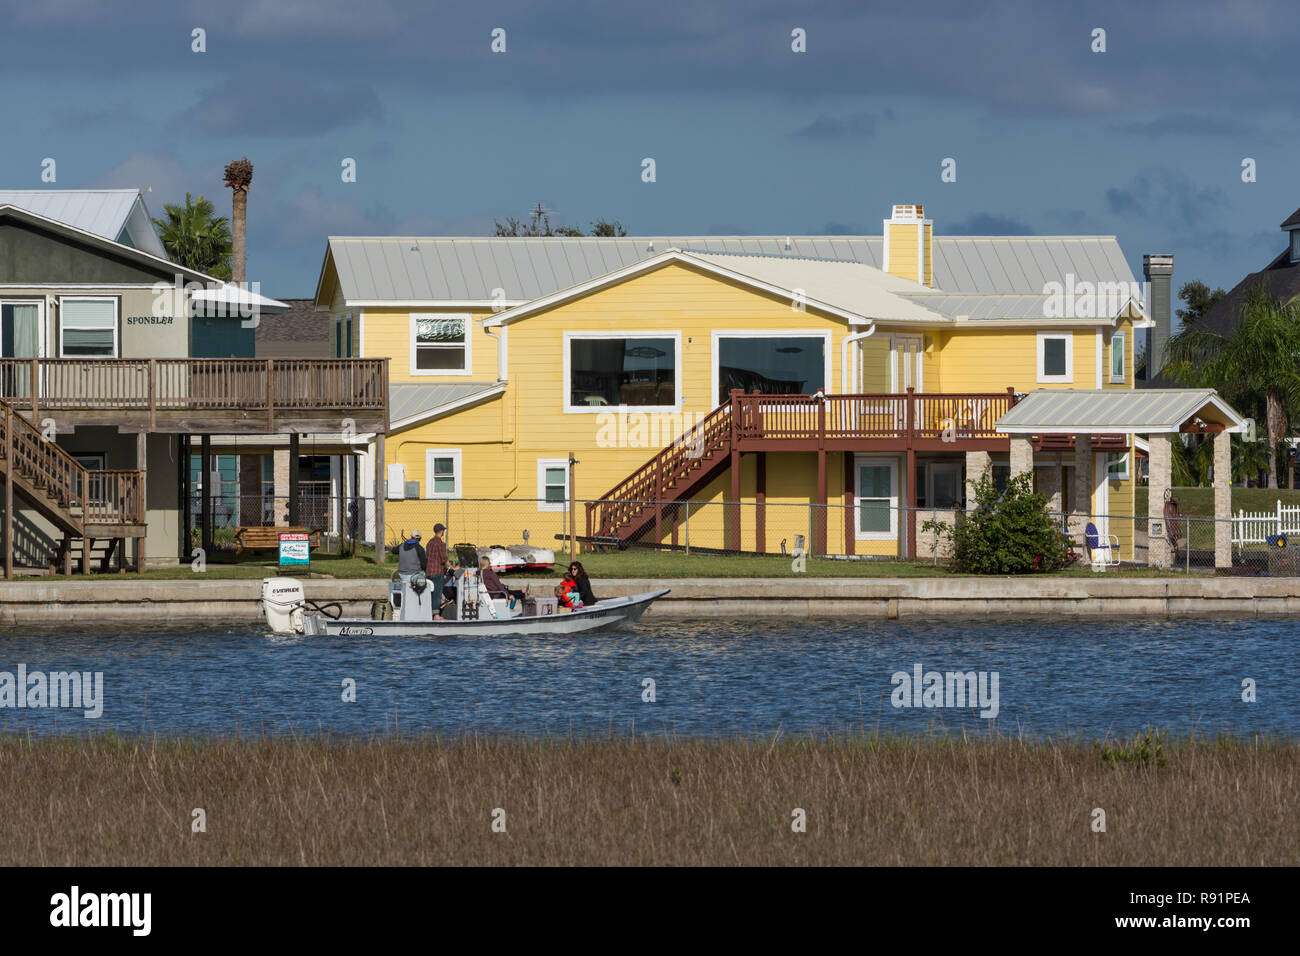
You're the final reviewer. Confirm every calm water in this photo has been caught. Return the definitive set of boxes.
[0,618,1294,739]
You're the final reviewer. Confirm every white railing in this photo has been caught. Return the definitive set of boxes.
[1232,500,1300,547]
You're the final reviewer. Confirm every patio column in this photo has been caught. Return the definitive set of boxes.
[1009,437,1033,481]
[1147,434,1172,568]
[273,449,290,526]
[964,450,990,510]
[288,433,300,526]
[1070,434,1092,542]
[1038,455,1063,514]
[1214,430,1232,569]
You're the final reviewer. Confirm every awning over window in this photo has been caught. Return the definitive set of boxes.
[994,388,1247,435]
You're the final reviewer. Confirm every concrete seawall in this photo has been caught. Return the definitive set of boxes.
[2,576,1300,624]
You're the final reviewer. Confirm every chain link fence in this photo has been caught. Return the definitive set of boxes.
[185,493,1276,573]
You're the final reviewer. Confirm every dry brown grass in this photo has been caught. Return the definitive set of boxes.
[0,733,1295,866]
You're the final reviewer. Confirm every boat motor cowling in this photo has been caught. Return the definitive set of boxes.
[262,577,307,634]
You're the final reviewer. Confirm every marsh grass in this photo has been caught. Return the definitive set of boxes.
[0,731,1294,866]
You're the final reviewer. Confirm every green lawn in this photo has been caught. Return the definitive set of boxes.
[1135,485,1300,518]
[50,546,1186,581]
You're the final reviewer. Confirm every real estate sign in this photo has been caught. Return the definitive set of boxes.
[279,532,310,571]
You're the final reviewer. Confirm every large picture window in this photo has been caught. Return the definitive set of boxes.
[566,333,678,411]
[715,333,827,404]
[59,297,117,357]
[411,313,469,374]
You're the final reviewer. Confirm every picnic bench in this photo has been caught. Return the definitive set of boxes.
[234,526,321,554]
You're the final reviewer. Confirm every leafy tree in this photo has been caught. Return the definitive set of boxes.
[1165,282,1300,488]
[922,472,1071,574]
[1175,279,1226,331]
[1232,437,1271,486]
[152,192,232,279]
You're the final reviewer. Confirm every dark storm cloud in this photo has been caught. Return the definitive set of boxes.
[1105,169,1229,230]
[791,110,894,141]
[946,213,1035,236]
[5,0,1298,118]
[167,69,384,136]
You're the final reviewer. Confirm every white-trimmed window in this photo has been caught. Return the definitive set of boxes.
[1109,331,1125,383]
[411,312,471,375]
[855,456,898,541]
[1106,452,1130,481]
[1036,332,1072,383]
[564,331,680,412]
[537,458,570,511]
[59,296,117,357]
[711,330,831,405]
[424,448,462,499]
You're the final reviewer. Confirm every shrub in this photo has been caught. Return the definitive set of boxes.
[922,472,1071,574]
[1099,728,1168,768]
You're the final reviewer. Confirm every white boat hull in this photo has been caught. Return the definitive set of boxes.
[303,588,670,638]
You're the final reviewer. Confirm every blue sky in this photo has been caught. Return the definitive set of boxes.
[2,0,1296,297]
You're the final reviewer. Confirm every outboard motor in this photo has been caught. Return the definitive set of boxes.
[262,577,307,634]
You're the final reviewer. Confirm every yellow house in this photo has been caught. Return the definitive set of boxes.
[313,205,1156,561]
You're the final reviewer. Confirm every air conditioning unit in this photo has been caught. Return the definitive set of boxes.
[386,463,406,499]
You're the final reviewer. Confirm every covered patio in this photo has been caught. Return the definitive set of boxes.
[995,389,1248,569]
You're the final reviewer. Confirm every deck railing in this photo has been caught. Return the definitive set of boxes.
[0,358,388,414]
[733,388,1017,442]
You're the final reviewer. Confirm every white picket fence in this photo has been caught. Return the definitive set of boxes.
[1232,501,1300,547]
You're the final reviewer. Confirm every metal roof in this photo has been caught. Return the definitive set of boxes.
[995,389,1247,434]
[389,382,504,427]
[325,235,1138,306]
[0,188,166,258]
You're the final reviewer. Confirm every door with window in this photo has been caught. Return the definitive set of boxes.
[889,334,923,432]
[0,301,42,400]
[855,457,899,545]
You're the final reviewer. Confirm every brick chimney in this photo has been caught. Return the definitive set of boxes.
[1143,254,1174,379]
[882,204,933,286]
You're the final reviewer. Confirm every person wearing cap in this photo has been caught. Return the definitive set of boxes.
[426,522,449,619]
[389,530,427,580]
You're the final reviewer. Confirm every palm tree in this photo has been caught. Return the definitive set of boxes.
[152,193,232,279]
[1164,281,1300,488]
[223,157,253,284]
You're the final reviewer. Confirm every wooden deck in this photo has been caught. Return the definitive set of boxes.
[0,358,389,434]
[588,388,1020,556]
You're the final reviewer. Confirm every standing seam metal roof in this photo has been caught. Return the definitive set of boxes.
[326,235,1138,305]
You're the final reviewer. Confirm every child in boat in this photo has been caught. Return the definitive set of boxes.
[556,575,583,611]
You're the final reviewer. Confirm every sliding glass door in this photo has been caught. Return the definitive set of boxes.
[0,301,42,399]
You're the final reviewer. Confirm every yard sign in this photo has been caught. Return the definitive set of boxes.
[279,532,310,573]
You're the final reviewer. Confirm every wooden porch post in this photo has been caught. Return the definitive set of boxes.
[136,431,147,574]
[4,404,12,580]
[200,435,213,556]
[728,389,741,552]
[816,448,828,556]
[843,452,855,557]
[288,432,300,526]
[905,387,917,559]
[374,433,386,562]
[755,452,766,554]
[816,395,827,555]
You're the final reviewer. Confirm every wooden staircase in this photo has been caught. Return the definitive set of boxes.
[587,399,734,546]
[0,400,145,576]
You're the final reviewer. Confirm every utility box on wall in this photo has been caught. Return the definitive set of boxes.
[386,463,406,499]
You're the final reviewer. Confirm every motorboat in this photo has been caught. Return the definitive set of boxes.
[261,574,668,638]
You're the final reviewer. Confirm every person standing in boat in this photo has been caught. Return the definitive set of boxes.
[426,522,449,620]
[568,561,598,606]
[389,530,427,580]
